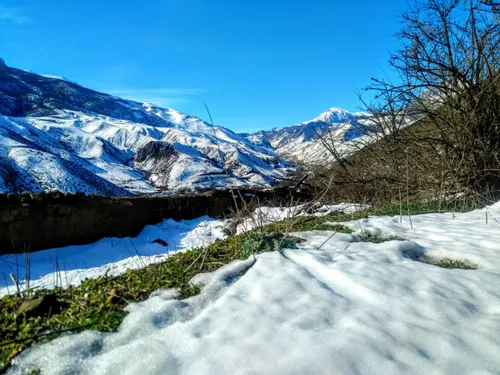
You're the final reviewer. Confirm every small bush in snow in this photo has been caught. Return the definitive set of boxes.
[241,232,298,259]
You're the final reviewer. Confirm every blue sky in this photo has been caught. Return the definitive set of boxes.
[0,0,408,132]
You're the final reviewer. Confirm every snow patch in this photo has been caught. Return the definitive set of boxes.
[0,217,229,297]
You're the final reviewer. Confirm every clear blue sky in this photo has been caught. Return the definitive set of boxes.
[0,0,408,132]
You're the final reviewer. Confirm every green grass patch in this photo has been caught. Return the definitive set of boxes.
[323,224,355,233]
[354,200,477,218]
[261,215,356,233]
[432,258,477,270]
[357,235,406,243]
[0,230,299,372]
[241,232,301,258]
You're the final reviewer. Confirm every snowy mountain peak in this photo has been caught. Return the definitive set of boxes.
[0,58,6,67]
[310,107,354,124]
[245,107,376,166]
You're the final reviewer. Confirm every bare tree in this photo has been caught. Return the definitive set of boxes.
[320,0,500,204]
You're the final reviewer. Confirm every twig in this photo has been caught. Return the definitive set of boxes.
[357,221,364,237]
[399,186,403,224]
[331,242,352,260]
[406,151,414,230]
[484,205,499,223]
[199,246,210,271]
[9,273,19,294]
[23,246,31,291]
[2,272,10,296]
[317,230,340,251]
[204,103,240,214]
[128,238,146,268]
[183,250,205,275]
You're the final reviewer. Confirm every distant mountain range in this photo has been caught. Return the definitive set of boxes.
[0,59,374,195]
[245,108,375,166]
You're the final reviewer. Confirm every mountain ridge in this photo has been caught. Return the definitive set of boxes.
[0,62,296,195]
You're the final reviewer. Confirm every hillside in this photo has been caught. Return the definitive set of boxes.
[0,61,296,196]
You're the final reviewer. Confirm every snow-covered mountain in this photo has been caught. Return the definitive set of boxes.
[0,60,296,195]
[246,108,375,166]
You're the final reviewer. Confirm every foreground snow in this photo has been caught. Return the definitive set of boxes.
[6,203,500,374]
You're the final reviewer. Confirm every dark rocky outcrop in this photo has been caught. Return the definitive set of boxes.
[134,141,177,163]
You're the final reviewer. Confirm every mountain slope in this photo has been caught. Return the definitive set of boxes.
[246,108,375,166]
[0,61,296,195]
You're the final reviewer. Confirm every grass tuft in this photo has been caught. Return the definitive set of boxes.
[433,258,477,270]
[261,216,355,233]
[357,235,406,243]
[240,232,301,258]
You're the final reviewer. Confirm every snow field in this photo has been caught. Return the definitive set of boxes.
[6,202,500,374]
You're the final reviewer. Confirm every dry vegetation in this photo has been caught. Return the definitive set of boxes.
[311,0,500,207]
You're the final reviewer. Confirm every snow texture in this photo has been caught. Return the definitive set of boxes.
[7,202,500,375]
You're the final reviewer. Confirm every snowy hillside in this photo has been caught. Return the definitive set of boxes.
[0,61,296,195]
[246,108,375,166]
